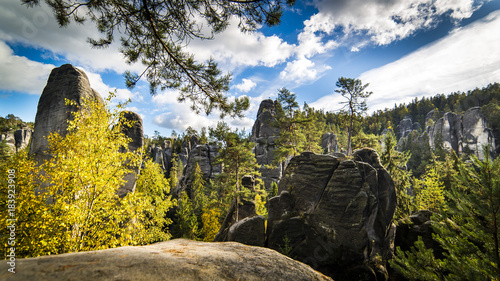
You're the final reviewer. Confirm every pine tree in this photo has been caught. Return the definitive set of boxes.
[274,88,307,164]
[391,146,500,280]
[210,122,260,222]
[25,0,296,117]
[175,191,198,240]
[335,77,373,155]
[413,167,446,213]
[381,130,415,219]
[298,103,323,154]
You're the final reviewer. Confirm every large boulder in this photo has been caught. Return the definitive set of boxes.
[250,99,282,190]
[29,64,103,162]
[267,149,397,280]
[228,215,266,247]
[0,239,332,281]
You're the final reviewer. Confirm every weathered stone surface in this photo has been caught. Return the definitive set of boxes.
[396,108,496,160]
[321,132,338,154]
[179,144,220,193]
[459,107,496,159]
[118,111,144,197]
[228,215,266,247]
[396,115,414,139]
[30,64,103,161]
[267,149,396,280]
[214,198,257,242]
[14,128,32,151]
[277,152,339,215]
[250,99,282,190]
[0,131,16,153]
[0,239,332,281]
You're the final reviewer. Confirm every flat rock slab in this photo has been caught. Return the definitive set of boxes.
[1,239,332,281]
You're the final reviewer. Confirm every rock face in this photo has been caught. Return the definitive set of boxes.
[179,143,221,193]
[14,128,32,151]
[396,115,415,139]
[1,128,32,153]
[0,239,332,281]
[118,111,144,197]
[321,132,338,154]
[30,64,103,161]
[250,99,282,190]
[266,149,397,280]
[397,107,495,159]
[460,107,496,159]
[228,215,266,247]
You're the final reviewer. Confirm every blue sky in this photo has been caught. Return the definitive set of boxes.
[1,0,500,137]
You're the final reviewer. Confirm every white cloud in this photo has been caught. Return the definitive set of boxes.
[0,41,54,94]
[82,69,143,102]
[186,18,294,69]
[152,90,258,132]
[0,1,144,74]
[306,0,486,47]
[312,10,500,113]
[234,79,257,93]
[280,57,331,83]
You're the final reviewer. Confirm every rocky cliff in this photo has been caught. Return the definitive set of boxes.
[0,239,332,281]
[0,128,32,153]
[29,64,103,161]
[250,99,283,190]
[397,107,495,159]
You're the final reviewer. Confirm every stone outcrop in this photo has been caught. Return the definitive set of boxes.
[266,149,396,280]
[118,111,144,197]
[14,128,32,151]
[214,198,257,242]
[396,107,495,159]
[396,115,414,139]
[29,64,103,161]
[0,239,332,281]
[250,99,282,190]
[227,215,266,247]
[1,128,32,153]
[28,64,143,198]
[321,132,339,154]
[459,107,496,159]
[178,143,220,193]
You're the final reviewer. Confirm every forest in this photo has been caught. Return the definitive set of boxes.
[1,82,499,280]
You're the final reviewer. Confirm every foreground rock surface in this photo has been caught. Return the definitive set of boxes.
[0,239,332,281]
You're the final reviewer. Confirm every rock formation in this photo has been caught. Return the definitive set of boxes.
[397,107,495,159]
[0,239,332,281]
[14,128,32,151]
[321,132,339,154]
[250,99,282,190]
[266,149,396,280]
[29,64,143,198]
[178,143,221,193]
[30,64,103,161]
[118,111,144,197]
[222,149,397,280]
